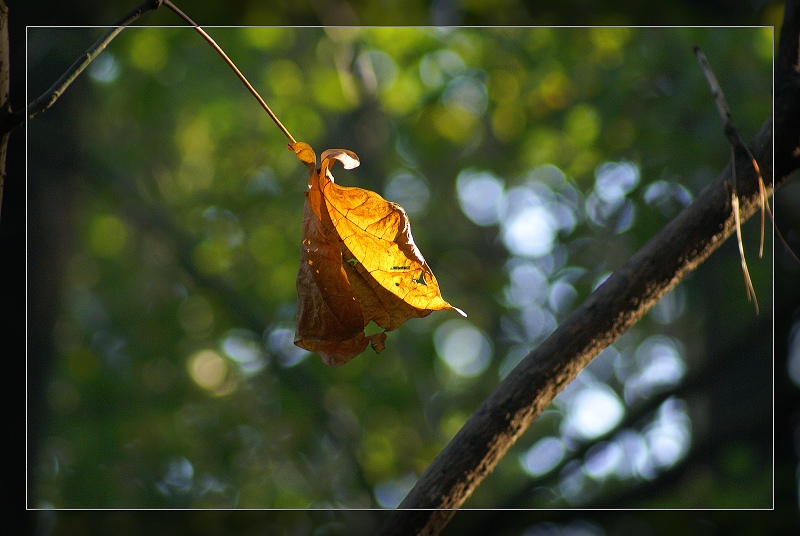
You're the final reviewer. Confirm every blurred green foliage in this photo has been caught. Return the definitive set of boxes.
[23,0,788,27]
[28,25,773,516]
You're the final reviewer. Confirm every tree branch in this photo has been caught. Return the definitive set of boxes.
[0,0,9,221]
[378,121,776,536]
[494,300,775,512]
[3,0,296,231]
[694,45,763,310]
[377,9,800,530]
[776,0,800,181]
[0,0,163,135]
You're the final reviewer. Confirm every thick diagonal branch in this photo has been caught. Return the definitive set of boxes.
[377,115,775,536]
[379,9,799,535]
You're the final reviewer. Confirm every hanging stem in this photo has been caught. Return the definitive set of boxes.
[696,41,800,284]
[693,45,761,313]
[16,0,297,147]
[162,1,297,145]
[730,147,758,314]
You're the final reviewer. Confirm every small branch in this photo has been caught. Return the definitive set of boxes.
[694,45,762,313]
[693,46,766,186]
[776,0,800,179]
[6,0,298,149]
[3,0,164,132]
[0,0,9,222]
[161,1,297,145]
[693,46,737,142]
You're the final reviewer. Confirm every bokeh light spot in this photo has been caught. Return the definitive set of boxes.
[384,170,431,217]
[374,472,417,508]
[187,349,233,395]
[221,328,268,376]
[456,169,505,226]
[128,31,168,73]
[562,386,624,440]
[645,399,691,470]
[420,50,465,89]
[625,335,686,403]
[520,436,566,477]
[584,441,623,479]
[565,103,601,147]
[594,160,639,204]
[502,204,557,258]
[88,214,129,258]
[434,319,492,378]
[267,325,309,367]
[443,76,488,117]
[88,52,120,84]
[539,67,575,110]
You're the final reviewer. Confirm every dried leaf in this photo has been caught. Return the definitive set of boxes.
[291,142,464,366]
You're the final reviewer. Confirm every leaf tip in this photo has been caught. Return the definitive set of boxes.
[453,306,467,318]
[340,153,360,170]
[321,148,360,170]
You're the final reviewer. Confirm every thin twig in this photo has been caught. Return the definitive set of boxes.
[766,193,800,265]
[4,0,297,224]
[13,0,164,130]
[731,156,758,313]
[694,45,762,313]
[0,0,9,223]
[162,0,297,145]
[697,40,800,267]
[10,0,298,148]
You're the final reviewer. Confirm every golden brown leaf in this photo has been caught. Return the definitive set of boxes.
[291,141,464,366]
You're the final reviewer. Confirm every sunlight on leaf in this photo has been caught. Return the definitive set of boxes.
[291,142,465,366]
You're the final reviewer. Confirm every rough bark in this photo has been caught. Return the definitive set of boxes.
[377,119,775,536]
[377,3,799,533]
[0,0,9,222]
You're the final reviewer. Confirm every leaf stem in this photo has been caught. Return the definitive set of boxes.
[162,1,297,145]
[694,45,761,313]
